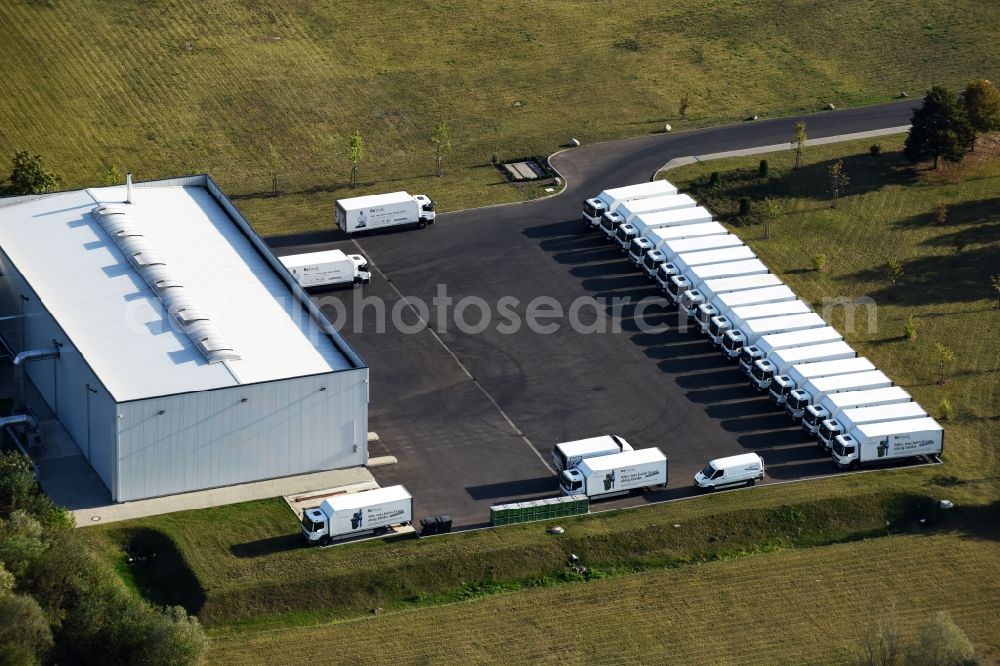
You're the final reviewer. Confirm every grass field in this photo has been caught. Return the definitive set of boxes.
[204,533,1000,665]
[2,1,999,235]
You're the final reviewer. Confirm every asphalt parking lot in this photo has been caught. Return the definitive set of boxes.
[274,214,873,528]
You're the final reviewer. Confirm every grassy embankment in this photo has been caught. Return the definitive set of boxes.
[2,1,999,235]
[79,135,1000,661]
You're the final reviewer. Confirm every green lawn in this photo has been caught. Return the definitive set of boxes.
[2,1,999,235]
[204,533,1000,665]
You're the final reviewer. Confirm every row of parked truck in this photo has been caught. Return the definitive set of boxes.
[581,180,944,469]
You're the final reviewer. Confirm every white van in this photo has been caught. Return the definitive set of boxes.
[694,453,765,490]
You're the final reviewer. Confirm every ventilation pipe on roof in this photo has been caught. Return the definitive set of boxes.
[126,172,133,204]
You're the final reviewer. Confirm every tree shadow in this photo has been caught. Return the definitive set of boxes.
[113,527,206,616]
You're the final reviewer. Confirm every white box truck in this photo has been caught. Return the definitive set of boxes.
[737,325,843,373]
[750,340,857,392]
[336,191,435,233]
[832,417,943,469]
[664,259,769,304]
[694,453,765,490]
[657,245,757,294]
[559,448,668,500]
[601,200,710,242]
[613,196,700,250]
[818,402,928,450]
[551,434,634,473]
[280,249,371,289]
[769,357,878,407]
[785,369,893,422]
[679,273,784,320]
[582,180,677,228]
[640,222,731,277]
[630,228,739,270]
[300,485,413,546]
[803,386,912,436]
[707,298,809,346]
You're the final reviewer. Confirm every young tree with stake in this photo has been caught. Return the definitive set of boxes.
[792,121,807,169]
[828,159,849,208]
[431,121,451,177]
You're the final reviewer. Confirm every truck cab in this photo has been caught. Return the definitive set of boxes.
[831,434,861,468]
[414,195,436,224]
[644,248,668,277]
[600,211,624,240]
[750,359,776,391]
[768,374,797,405]
[630,236,657,266]
[582,197,608,227]
[559,469,586,496]
[300,508,328,544]
[739,345,766,374]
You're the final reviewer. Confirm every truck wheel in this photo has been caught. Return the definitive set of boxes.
[747,479,755,487]
[851,460,860,471]
[318,536,332,547]
[418,219,427,229]
[353,282,361,289]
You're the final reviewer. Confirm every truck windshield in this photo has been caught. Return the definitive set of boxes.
[803,409,819,426]
[710,321,722,337]
[301,516,318,532]
[601,217,615,231]
[832,442,853,458]
[772,382,791,396]
[752,365,770,381]
[583,201,601,217]
[738,348,753,364]
[630,240,643,256]
[819,424,835,440]
[699,463,716,478]
[644,255,657,270]
[787,394,804,410]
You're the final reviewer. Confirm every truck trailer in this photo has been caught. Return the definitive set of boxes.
[768,357,878,406]
[639,222,731,277]
[707,298,810,346]
[785,370,893,422]
[664,259,770,304]
[551,434,634,473]
[832,417,943,469]
[559,448,668,500]
[300,486,413,546]
[600,198,706,241]
[750,340,857,392]
[679,273,785,320]
[802,386,912,436]
[335,191,435,233]
[818,402,929,450]
[582,180,678,228]
[280,249,371,289]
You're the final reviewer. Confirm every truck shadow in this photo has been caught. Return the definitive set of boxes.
[465,476,559,501]
[230,534,304,559]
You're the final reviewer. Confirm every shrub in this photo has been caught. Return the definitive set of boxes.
[708,171,720,187]
[869,143,882,158]
[909,610,974,666]
[758,159,769,177]
[904,313,918,340]
[0,592,54,664]
[812,254,827,272]
[738,197,752,217]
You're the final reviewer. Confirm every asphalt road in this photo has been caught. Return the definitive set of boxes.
[270,99,923,528]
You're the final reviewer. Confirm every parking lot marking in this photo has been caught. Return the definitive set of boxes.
[352,239,556,475]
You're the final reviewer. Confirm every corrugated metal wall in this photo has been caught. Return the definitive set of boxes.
[115,368,368,501]
[0,248,118,491]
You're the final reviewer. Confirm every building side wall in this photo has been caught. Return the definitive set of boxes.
[0,248,117,490]
[115,368,368,502]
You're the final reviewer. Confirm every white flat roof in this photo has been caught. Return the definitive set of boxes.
[0,179,359,402]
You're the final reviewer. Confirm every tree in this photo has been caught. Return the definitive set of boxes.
[0,591,54,665]
[962,78,1000,151]
[8,151,60,195]
[992,274,1000,310]
[904,86,973,169]
[909,611,974,666]
[267,144,280,196]
[101,165,123,187]
[431,121,452,177]
[754,197,783,240]
[829,159,849,208]
[678,93,690,121]
[347,131,364,188]
[792,121,807,168]
[933,343,955,385]
[857,607,902,666]
[885,258,904,300]
[936,202,948,225]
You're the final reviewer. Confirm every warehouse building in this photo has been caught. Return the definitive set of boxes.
[0,175,368,502]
